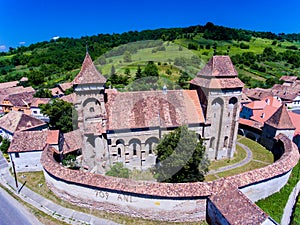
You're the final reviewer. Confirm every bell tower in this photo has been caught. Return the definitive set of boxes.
[73,52,108,173]
[190,56,244,160]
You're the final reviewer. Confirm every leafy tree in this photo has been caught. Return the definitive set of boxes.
[177,71,190,89]
[124,68,131,77]
[154,125,210,183]
[143,61,159,77]
[106,162,130,178]
[40,99,74,133]
[0,139,10,154]
[123,51,132,62]
[34,88,52,98]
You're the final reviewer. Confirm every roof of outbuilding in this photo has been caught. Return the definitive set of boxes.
[73,52,107,85]
[62,129,82,154]
[265,104,295,130]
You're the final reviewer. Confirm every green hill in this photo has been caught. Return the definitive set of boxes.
[0,22,300,90]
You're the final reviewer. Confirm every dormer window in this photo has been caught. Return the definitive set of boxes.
[261,113,265,118]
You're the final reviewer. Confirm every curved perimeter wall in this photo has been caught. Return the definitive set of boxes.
[41,134,299,222]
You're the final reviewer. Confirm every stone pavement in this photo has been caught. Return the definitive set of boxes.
[0,152,119,225]
[207,141,253,175]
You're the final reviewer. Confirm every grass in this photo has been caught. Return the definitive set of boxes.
[256,161,300,223]
[238,136,273,163]
[0,183,69,225]
[208,144,247,171]
[17,171,207,225]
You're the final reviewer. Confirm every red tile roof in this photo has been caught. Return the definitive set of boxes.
[46,130,60,145]
[8,131,47,152]
[105,89,205,130]
[30,98,51,108]
[280,76,298,83]
[190,77,244,89]
[73,52,107,85]
[0,111,47,133]
[288,112,300,136]
[60,93,76,104]
[209,180,268,225]
[58,82,72,92]
[265,105,295,130]
[62,129,82,154]
[0,81,19,89]
[197,55,238,77]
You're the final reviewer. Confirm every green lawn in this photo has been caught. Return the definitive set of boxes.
[256,161,300,223]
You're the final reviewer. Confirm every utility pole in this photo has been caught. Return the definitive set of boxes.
[10,154,18,190]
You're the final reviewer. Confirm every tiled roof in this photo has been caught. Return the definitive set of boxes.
[0,111,46,134]
[50,87,64,96]
[243,88,273,101]
[197,56,238,77]
[288,112,300,136]
[209,180,268,225]
[271,84,299,101]
[30,98,51,108]
[58,82,72,92]
[0,86,35,97]
[265,104,295,130]
[8,130,47,152]
[73,53,107,85]
[105,89,205,130]
[60,93,76,104]
[280,76,298,83]
[190,77,244,89]
[0,81,19,89]
[62,129,82,154]
[6,92,35,107]
[239,118,262,130]
[46,130,60,145]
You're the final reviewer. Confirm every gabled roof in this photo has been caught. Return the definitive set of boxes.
[0,111,46,134]
[280,75,298,83]
[58,82,72,92]
[5,92,35,107]
[265,104,295,130]
[106,89,205,130]
[73,52,107,85]
[197,55,238,77]
[0,81,19,89]
[60,93,76,104]
[8,130,59,153]
[30,98,51,108]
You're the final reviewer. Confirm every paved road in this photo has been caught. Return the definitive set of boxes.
[0,186,42,225]
[207,141,253,175]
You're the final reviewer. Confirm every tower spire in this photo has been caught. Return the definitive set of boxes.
[86,41,88,54]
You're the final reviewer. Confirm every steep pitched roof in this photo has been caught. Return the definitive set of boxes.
[265,104,295,130]
[0,111,46,134]
[105,89,205,130]
[73,53,107,85]
[197,55,238,77]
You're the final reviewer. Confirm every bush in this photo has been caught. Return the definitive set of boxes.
[0,139,10,154]
[106,162,130,178]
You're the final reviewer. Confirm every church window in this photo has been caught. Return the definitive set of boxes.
[117,148,121,156]
[15,153,20,158]
[224,136,229,148]
[149,143,152,154]
[89,107,94,112]
[133,143,137,156]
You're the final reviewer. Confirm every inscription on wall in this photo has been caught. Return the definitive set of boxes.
[95,190,133,202]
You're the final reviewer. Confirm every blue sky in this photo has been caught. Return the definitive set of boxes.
[1,0,300,51]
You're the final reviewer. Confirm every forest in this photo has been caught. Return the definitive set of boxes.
[0,22,300,89]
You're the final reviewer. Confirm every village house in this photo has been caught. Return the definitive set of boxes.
[0,111,47,140]
[8,130,60,172]
[30,97,51,122]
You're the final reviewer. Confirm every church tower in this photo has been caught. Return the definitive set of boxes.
[190,56,244,160]
[73,52,108,173]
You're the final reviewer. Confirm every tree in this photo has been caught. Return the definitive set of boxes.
[135,65,143,80]
[106,162,130,178]
[34,88,52,98]
[124,68,131,77]
[123,51,132,63]
[143,61,159,77]
[40,99,74,133]
[0,139,10,154]
[154,125,209,183]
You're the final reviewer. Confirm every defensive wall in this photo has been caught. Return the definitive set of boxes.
[41,134,299,223]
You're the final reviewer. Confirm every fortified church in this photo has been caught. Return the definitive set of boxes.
[72,52,244,173]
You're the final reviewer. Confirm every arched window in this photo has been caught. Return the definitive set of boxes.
[89,107,95,112]
[224,136,229,148]
[133,143,137,156]
[149,143,153,154]
[117,147,121,156]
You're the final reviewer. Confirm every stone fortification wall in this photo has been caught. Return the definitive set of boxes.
[41,134,299,222]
